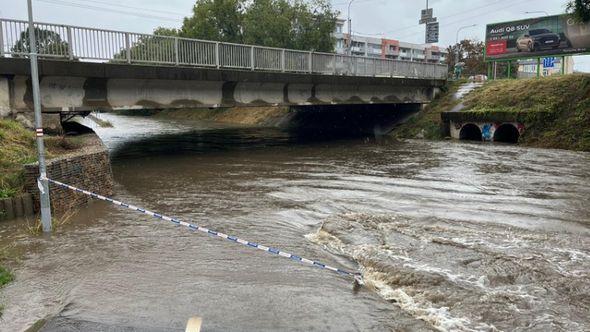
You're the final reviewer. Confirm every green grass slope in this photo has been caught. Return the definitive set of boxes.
[394,75,590,152]
[463,75,590,151]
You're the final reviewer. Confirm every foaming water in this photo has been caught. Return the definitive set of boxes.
[1,114,589,331]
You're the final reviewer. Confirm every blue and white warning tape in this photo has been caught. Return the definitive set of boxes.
[45,177,362,280]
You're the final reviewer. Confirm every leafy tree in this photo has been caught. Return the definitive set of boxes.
[242,0,337,52]
[11,27,70,58]
[118,0,338,64]
[446,39,487,76]
[112,33,176,63]
[567,0,590,23]
[180,0,245,44]
[153,27,181,37]
[175,0,337,51]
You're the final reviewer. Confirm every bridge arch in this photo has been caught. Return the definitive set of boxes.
[459,123,482,141]
[493,123,520,143]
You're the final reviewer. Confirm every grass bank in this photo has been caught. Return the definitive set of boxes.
[0,119,88,199]
[392,79,466,140]
[393,75,590,151]
[463,75,590,151]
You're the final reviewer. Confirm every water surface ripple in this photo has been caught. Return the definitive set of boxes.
[1,114,589,331]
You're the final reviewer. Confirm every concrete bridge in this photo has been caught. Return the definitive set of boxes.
[0,18,447,123]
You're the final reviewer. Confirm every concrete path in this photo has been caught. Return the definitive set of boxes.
[450,81,485,112]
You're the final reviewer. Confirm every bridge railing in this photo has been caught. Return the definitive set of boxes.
[0,18,448,80]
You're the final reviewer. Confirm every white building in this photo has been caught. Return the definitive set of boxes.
[333,19,447,63]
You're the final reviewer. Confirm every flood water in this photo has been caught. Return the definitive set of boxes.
[1,114,589,331]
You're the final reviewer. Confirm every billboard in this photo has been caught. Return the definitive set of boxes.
[485,14,590,60]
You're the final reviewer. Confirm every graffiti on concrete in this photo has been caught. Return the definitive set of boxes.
[482,123,494,141]
[450,121,525,142]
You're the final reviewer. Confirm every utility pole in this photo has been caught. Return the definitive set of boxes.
[27,0,52,232]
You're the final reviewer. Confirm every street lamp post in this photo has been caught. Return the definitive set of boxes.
[455,24,477,64]
[27,0,52,232]
[347,0,355,56]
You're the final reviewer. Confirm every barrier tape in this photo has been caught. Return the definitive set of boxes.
[45,177,362,281]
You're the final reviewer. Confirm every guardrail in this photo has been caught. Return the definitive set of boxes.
[0,18,448,80]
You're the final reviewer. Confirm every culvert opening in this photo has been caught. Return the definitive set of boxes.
[459,124,482,141]
[493,124,520,143]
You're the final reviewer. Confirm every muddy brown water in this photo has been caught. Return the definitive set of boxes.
[1,114,589,331]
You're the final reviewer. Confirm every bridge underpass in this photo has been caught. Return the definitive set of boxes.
[0,18,446,132]
[0,58,442,133]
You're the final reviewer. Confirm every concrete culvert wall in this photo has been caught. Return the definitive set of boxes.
[494,124,520,143]
[459,124,482,141]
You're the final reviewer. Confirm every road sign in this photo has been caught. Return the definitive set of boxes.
[420,17,438,24]
[543,57,556,68]
[426,22,439,43]
[419,8,435,24]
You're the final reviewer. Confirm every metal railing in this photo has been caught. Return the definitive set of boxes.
[0,18,448,80]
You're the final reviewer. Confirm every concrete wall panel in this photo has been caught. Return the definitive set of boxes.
[0,77,10,118]
[287,84,313,104]
[107,79,224,108]
[315,84,361,103]
[40,76,86,108]
[12,76,28,111]
[234,82,285,104]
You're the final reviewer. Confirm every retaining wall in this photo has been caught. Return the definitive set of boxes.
[0,194,34,221]
[24,134,114,214]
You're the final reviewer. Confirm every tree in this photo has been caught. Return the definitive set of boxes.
[175,0,337,51]
[117,0,338,64]
[153,27,181,37]
[567,0,590,23]
[242,0,337,52]
[11,27,70,58]
[446,39,487,76]
[112,33,176,63]
[180,0,245,44]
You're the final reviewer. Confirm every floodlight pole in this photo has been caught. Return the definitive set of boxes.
[27,0,52,232]
[347,0,355,56]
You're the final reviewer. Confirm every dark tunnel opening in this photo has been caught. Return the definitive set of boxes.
[493,124,520,143]
[459,124,482,141]
[288,103,421,137]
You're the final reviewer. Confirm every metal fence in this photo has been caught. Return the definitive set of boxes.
[0,18,448,80]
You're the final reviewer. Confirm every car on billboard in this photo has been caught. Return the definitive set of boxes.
[516,28,561,52]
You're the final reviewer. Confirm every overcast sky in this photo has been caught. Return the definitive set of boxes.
[2,0,587,71]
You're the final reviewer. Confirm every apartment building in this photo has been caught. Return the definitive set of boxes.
[333,19,447,64]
